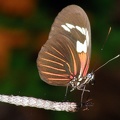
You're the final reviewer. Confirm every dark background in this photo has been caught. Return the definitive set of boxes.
[0,0,120,120]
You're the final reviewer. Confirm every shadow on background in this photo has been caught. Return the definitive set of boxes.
[0,0,119,120]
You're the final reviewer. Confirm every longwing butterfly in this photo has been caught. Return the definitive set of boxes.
[37,5,94,94]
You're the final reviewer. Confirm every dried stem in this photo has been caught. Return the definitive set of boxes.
[0,94,78,112]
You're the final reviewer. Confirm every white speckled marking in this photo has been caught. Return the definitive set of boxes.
[61,25,70,32]
[61,23,89,53]
[76,40,87,53]
[66,23,75,29]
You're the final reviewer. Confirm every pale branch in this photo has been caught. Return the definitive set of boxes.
[0,94,78,112]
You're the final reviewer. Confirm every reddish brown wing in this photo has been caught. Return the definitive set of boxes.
[49,5,91,77]
[37,5,91,86]
[37,35,80,86]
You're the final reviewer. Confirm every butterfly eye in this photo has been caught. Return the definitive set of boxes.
[87,73,95,85]
[87,73,92,78]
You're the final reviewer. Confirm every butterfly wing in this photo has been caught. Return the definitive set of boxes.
[37,34,80,86]
[49,5,91,77]
[37,5,91,86]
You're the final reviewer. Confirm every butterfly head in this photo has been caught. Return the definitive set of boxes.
[69,72,95,91]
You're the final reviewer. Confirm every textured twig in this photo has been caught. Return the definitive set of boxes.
[0,95,78,112]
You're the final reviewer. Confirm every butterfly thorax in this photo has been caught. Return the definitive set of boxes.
[69,72,94,91]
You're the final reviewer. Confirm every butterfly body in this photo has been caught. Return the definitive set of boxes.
[37,5,94,91]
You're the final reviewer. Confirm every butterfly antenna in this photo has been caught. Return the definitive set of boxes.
[94,54,120,72]
[92,27,112,72]
[101,27,111,50]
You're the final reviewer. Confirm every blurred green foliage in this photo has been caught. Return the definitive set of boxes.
[0,0,119,120]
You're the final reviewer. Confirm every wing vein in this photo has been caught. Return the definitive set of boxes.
[41,71,69,77]
[40,57,64,66]
[39,64,66,72]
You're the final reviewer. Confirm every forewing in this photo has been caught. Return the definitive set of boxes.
[49,5,91,77]
[37,35,80,86]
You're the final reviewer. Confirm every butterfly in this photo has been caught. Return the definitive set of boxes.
[37,5,94,104]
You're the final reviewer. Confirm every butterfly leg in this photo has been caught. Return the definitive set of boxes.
[79,85,93,110]
[63,83,70,101]
[80,85,86,107]
[82,99,94,111]
[77,84,91,107]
